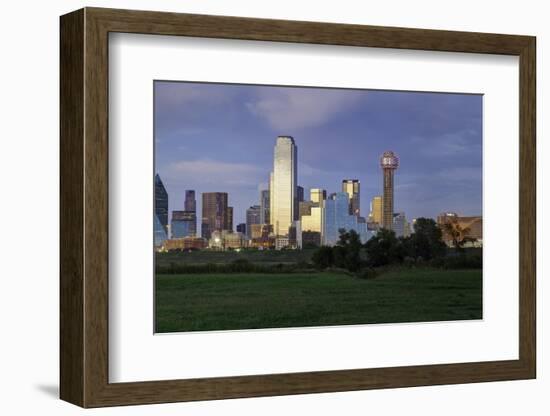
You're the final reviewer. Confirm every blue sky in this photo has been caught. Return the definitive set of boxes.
[154,81,482,229]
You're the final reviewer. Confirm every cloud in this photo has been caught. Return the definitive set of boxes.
[412,129,481,157]
[246,88,364,131]
[165,159,265,187]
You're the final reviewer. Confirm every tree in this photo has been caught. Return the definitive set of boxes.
[336,229,362,271]
[311,246,334,269]
[364,228,403,267]
[403,218,446,261]
[441,218,475,252]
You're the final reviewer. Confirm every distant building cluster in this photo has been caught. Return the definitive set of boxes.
[154,135,480,252]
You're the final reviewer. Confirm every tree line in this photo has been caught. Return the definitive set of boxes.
[311,218,481,274]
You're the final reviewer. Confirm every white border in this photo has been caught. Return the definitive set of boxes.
[109,33,519,383]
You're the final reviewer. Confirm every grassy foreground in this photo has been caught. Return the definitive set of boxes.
[155,268,482,333]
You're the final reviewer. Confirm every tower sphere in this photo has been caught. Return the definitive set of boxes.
[380,151,399,169]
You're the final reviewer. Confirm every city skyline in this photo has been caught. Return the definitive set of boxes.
[155,81,482,230]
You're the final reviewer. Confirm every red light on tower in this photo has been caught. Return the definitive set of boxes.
[380,151,399,230]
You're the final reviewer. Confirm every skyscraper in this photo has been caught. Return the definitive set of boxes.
[227,206,234,231]
[342,179,360,216]
[270,136,297,237]
[369,195,383,225]
[236,223,246,235]
[310,188,326,204]
[184,190,196,212]
[259,189,270,225]
[323,192,371,245]
[154,174,169,234]
[171,210,197,238]
[380,151,399,230]
[246,205,262,238]
[201,192,229,239]
[393,212,410,238]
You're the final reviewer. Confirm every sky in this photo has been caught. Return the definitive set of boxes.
[154,81,482,230]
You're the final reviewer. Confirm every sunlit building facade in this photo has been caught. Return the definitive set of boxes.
[369,195,383,225]
[342,179,360,216]
[310,188,326,204]
[270,136,297,237]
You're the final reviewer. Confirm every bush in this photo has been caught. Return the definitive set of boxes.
[311,246,334,270]
[356,268,380,280]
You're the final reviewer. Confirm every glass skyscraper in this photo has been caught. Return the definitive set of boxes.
[323,192,372,245]
[154,174,169,235]
[270,136,297,237]
[171,210,197,238]
[154,214,168,247]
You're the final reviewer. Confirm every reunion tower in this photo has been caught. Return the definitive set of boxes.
[380,151,399,230]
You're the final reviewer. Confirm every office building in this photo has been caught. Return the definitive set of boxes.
[246,205,262,238]
[259,189,270,225]
[310,188,326,204]
[342,179,360,216]
[393,212,411,238]
[201,192,229,240]
[380,151,399,229]
[236,223,246,235]
[323,192,372,246]
[227,206,233,231]
[171,210,197,238]
[299,200,316,219]
[184,190,196,212]
[163,237,208,251]
[270,136,297,236]
[209,230,246,250]
[154,174,169,234]
[369,196,383,225]
[154,214,168,248]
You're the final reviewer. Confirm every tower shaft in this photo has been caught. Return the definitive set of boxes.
[382,169,394,230]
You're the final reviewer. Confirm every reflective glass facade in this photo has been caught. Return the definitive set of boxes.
[342,179,360,216]
[171,210,197,238]
[270,136,297,236]
[154,174,169,234]
[154,214,168,247]
[323,192,373,245]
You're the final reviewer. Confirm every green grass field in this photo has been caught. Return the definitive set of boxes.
[155,268,482,333]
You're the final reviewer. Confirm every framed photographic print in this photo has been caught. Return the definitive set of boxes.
[60,7,536,408]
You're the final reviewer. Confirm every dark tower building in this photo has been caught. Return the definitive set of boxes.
[260,189,270,225]
[380,151,399,230]
[201,192,229,239]
[154,174,169,234]
[227,206,234,231]
[184,190,196,212]
[342,179,360,216]
[236,223,246,235]
[246,205,262,238]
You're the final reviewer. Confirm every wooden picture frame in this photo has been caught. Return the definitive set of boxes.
[60,7,536,408]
